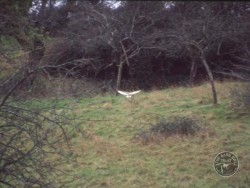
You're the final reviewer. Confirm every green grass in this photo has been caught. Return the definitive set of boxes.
[25,81,250,187]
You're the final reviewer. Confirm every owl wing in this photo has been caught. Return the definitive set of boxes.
[117,90,129,96]
[129,90,141,95]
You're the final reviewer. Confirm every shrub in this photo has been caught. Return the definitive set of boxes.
[150,116,203,136]
[134,116,206,144]
[231,83,250,108]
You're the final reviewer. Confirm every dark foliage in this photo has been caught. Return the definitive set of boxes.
[150,116,203,136]
[134,116,207,144]
[30,1,250,94]
[231,84,250,108]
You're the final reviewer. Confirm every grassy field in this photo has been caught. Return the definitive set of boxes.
[35,81,250,187]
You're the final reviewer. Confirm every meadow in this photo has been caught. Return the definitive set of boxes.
[27,81,250,188]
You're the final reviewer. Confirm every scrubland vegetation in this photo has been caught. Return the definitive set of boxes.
[1,1,250,187]
[6,81,248,187]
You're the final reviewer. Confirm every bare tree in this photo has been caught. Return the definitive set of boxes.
[0,1,81,186]
[0,45,84,186]
[160,2,246,104]
[29,1,250,97]
[50,1,171,90]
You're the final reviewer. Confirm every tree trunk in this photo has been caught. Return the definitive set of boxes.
[116,61,125,91]
[189,59,197,86]
[116,40,130,91]
[200,54,218,104]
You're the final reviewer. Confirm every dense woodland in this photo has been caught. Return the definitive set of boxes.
[1,1,250,100]
[1,1,250,187]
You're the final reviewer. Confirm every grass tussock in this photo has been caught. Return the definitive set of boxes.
[231,83,250,109]
[133,116,210,144]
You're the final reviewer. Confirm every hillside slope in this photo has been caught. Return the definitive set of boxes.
[56,81,250,187]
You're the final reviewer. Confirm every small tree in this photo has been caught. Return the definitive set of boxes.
[0,1,80,186]
[0,37,83,186]
[161,2,249,104]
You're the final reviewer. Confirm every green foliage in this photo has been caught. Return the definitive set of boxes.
[0,35,22,55]
[0,35,24,79]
